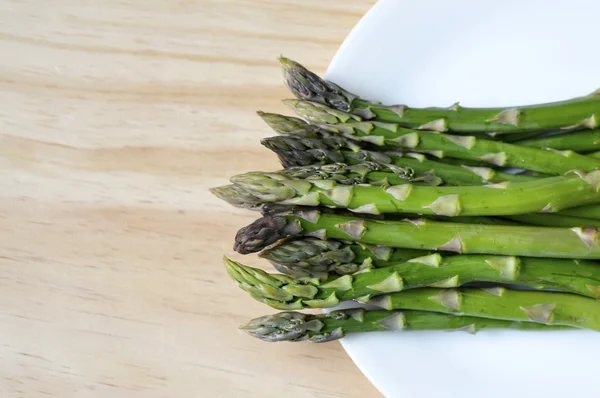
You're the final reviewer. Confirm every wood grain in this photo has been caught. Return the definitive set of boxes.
[0,1,382,397]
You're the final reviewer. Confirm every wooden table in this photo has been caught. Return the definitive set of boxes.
[0,1,382,396]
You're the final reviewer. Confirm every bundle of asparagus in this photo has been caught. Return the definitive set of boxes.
[212,57,600,343]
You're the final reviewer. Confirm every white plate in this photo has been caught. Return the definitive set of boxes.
[324,1,600,397]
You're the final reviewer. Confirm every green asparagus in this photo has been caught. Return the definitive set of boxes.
[280,57,600,134]
[215,168,600,216]
[225,254,600,311]
[519,130,600,152]
[424,154,503,168]
[262,134,533,184]
[285,99,600,175]
[502,213,600,228]
[367,287,600,330]
[242,308,567,343]
[561,204,600,220]
[234,208,600,258]
[260,230,600,280]
[259,112,535,183]
[589,151,600,159]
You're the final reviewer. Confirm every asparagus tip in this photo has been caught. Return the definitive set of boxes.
[281,98,300,108]
[210,184,263,210]
[257,111,314,135]
[260,136,325,167]
[283,98,348,125]
[278,56,306,80]
[210,185,236,204]
[234,215,295,254]
[278,57,354,112]
[240,311,327,342]
[224,256,262,288]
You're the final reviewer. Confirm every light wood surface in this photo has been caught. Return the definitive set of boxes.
[0,1,382,397]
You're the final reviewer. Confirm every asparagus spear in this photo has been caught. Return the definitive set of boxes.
[367,287,600,330]
[234,208,600,258]
[242,308,567,343]
[259,113,534,183]
[519,130,600,152]
[215,168,600,216]
[285,99,600,175]
[260,229,600,280]
[280,57,600,134]
[225,254,600,311]
[262,134,533,184]
[260,238,430,279]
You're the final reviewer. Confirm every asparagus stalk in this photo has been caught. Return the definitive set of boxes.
[260,238,431,279]
[285,99,600,175]
[416,215,520,226]
[280,57,600,134]
[519,130,600,153]
[242,308,567,343]
[234,208,600,258]
[492,130,547,142]
[215,169,600,216]
[561,204,600,220]
[424,155,500,168]
[432,156,551,179]
[225,254,600,311]
[367,287,600,330]
[422,214,592,227]
[502,213,600,228]
[589,151,600,159]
